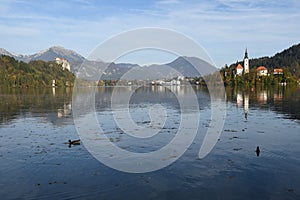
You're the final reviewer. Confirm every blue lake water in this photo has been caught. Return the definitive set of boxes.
[0,86,299,200]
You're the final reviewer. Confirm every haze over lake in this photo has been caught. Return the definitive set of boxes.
[0,85,299,199]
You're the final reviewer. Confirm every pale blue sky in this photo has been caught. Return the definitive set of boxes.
[0,0,299,67]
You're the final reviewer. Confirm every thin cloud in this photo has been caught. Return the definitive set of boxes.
[156,0,180,5]
[0,0,299,67]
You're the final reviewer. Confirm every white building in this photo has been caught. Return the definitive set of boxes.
[235,48,250,76]
[244,49,249,74]
[52,79,56,87]
[257,66,268,76]
[236,64,243,76]
[55,57,71,71]
[274,68,283,75]
[177,76,185,81]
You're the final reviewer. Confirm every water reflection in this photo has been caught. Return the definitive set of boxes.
[236,91,243,107]
[72,86,212,117]
[57,103,72,118]
[244,93,249,120]
[226,86,300,120]
[1,85,300,200]
[1,86,300,126]
[0,88,72,126]
[257,90,268,104]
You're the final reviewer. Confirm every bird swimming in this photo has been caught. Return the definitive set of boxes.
[255,146,260,157]
[65,139,81,145]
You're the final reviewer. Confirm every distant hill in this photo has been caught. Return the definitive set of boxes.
[230,43,300,78]
[0,48,15,57]
[76,56,216,81]
[167,56,216,77]
[1,46,218,79]
[251,43,300,77]
[0,48,30,62]
[0,55,75,88]
[30,46,85,63]
[3,44,300,79]
[0,46,85,71]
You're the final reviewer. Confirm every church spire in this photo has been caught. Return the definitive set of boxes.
[244,48,249,73]
[244,48,248,59]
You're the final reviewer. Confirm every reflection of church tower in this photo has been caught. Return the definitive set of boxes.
[244,94,249,120]
[236,91,243,107]
[244,48,249,73]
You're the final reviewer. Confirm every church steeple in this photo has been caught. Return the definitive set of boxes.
[244,48,248,59]
[243,48,249,73]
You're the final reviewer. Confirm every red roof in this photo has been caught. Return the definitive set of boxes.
[274,68,283,72]
[236,64,243,69]
[257,66,267,71]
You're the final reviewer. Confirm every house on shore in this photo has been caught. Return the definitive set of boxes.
[273,68,283,75]
[257,66,268,76]
[236,64,243,76]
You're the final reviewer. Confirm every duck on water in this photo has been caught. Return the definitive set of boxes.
[65,139,81,146]
[255,146,260,157]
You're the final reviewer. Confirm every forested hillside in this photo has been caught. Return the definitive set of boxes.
[0,55,75,88]
[229,43,300,78]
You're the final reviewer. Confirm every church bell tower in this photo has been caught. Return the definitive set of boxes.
[244,48,249,74]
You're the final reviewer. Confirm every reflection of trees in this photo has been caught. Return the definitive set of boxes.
[0,88,72,125]
[115,86,211,111]
[225,86,300,120]
[72,86,212,117]
[274,86,300,119]
[3,85,298,127]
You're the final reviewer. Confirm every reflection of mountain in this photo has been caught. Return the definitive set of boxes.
[72,86,212,119]
[0,88,73,126]
[2,86,299,126]
[226,86,300,120]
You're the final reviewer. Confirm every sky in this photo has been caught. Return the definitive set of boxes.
[0,0,300,67]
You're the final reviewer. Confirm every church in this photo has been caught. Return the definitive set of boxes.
[236,49,249,75]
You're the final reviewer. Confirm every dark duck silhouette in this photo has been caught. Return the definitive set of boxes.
[65,139,81,147]
[255,146,260,157]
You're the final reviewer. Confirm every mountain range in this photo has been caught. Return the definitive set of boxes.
[0,46,84,64]
[0,46,214,79]
[1,43,300,79]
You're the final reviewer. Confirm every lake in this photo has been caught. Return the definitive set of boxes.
[0,85,299,200]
